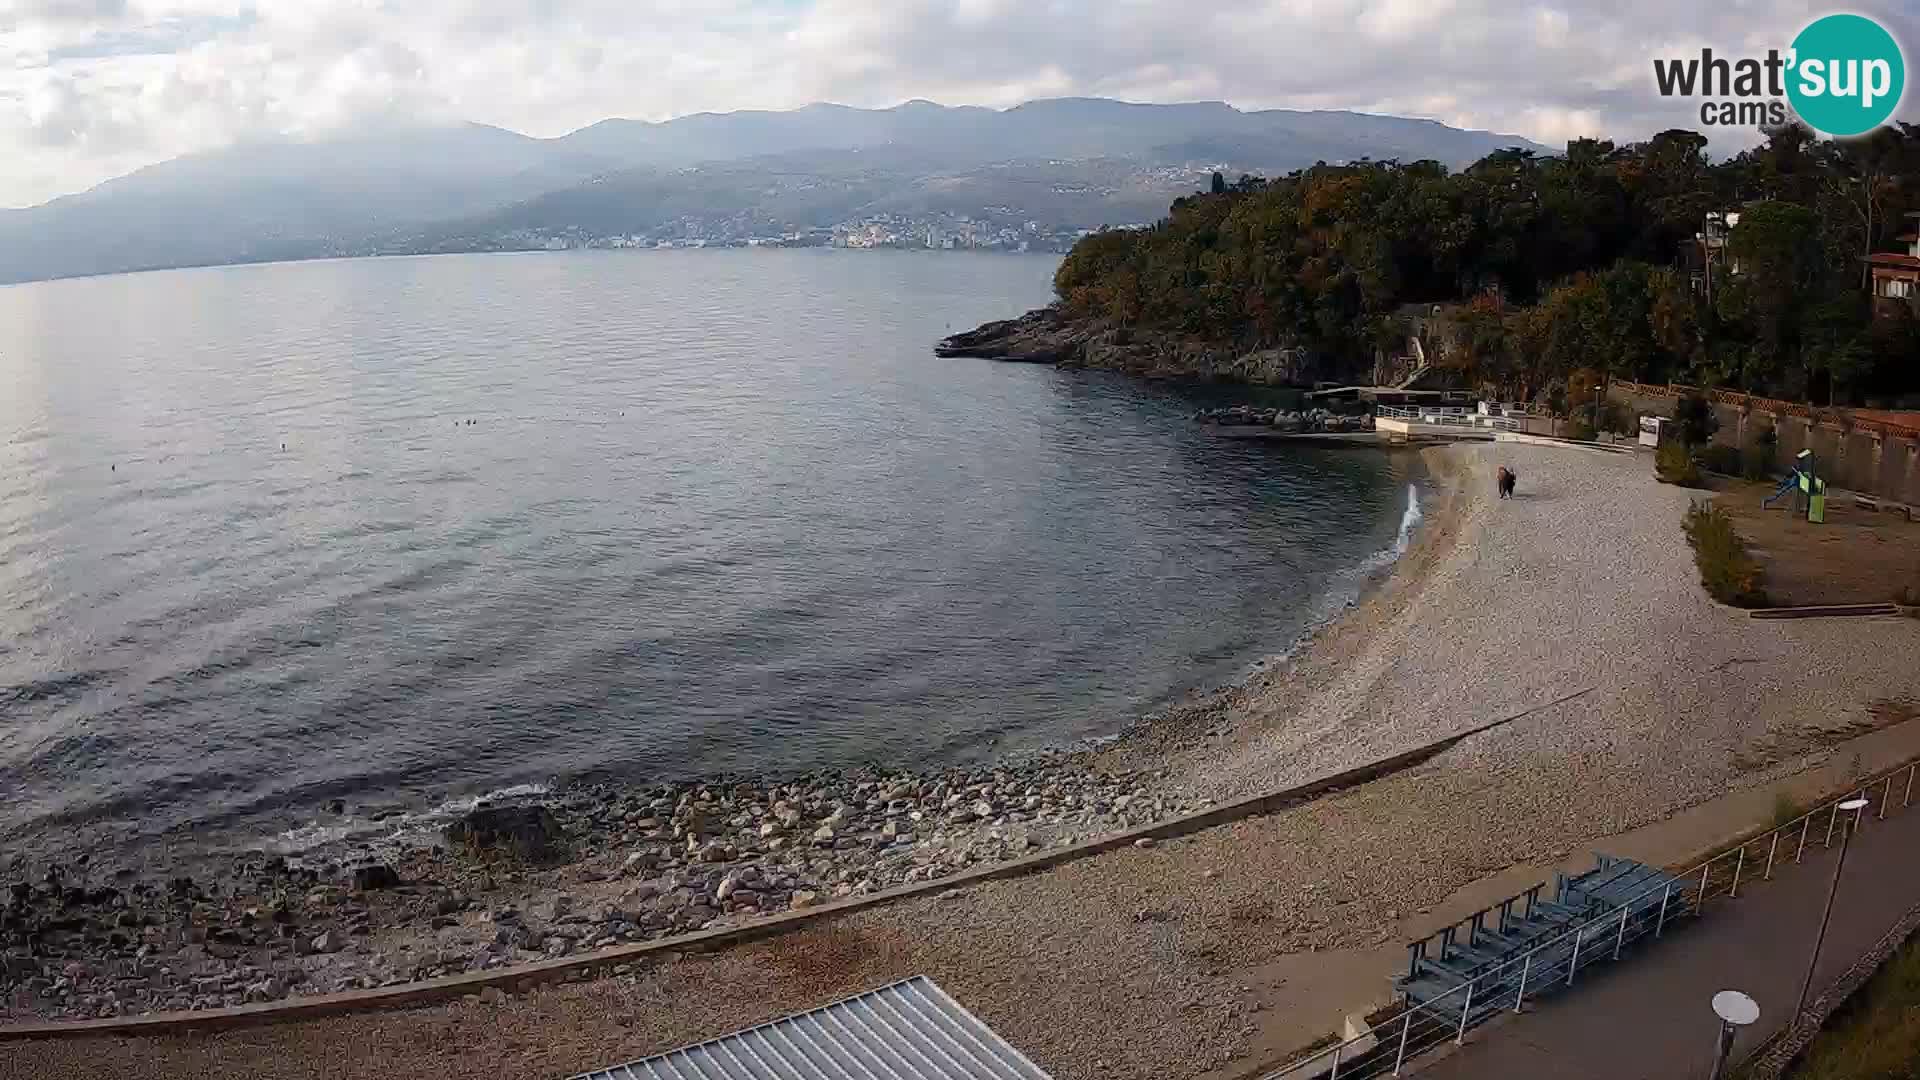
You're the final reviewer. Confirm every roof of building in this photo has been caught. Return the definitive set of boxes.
[570,977,1054,1080]
[1865,253,1920,269]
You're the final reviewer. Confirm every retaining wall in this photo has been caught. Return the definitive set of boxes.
[1609,382,1920,506]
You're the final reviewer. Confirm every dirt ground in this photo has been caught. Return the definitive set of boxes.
[1713,481,1920,607]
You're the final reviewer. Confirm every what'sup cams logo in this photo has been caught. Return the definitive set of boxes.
[1654,13,1906,136]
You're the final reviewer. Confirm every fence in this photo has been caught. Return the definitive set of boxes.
[1266,757,1920,1080]
[1608,380,1920,506]
[1609,381,1920,439]
[1374,406,1517,431]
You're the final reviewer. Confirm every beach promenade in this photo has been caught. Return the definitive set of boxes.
[1414,785,1920,1080]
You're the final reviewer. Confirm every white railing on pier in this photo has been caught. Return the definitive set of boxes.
[1376,405,1521,431]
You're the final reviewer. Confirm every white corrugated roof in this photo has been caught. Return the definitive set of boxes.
[571,976,1053,1080]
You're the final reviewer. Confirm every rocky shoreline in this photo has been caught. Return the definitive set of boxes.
[935,306,1321,384]
[1193,405,1375,433]
[2,754,1210,1021]
[2,330,1417,1023]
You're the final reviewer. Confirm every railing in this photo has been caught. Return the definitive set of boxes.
[1374,405,1514,432]
[1478,402,1543,418]
[1266,758,1920,1080]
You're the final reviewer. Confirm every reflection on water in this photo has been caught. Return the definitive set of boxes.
[0,250,1410,862]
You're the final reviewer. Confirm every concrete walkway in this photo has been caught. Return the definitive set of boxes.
[1413,787,1920,1080]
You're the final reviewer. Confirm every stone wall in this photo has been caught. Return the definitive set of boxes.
[1610,382,1920,506]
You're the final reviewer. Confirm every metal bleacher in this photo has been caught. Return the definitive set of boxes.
[1395,855,1694,1033]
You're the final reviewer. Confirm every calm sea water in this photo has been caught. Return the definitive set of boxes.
[0,250,1415,863]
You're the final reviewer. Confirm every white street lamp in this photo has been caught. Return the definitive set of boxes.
[1796,798,1871,1019]
[1708,990,1760,1078]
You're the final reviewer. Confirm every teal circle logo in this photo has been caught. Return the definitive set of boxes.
[1787,14,1905,137]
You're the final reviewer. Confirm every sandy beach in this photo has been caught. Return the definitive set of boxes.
[8,440,1920,1079]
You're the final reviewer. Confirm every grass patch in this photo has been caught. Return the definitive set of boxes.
[1786,928,1920,1080]
[1657,441,1704,486]
[1684,499,1769,607]
[1771,791,1806,829]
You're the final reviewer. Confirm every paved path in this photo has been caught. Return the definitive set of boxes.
[1414,790,1920,1080]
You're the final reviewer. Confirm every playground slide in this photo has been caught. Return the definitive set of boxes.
[1762,472,1798,509]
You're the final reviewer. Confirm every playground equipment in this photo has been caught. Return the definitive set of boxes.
[1762,449,1826,523]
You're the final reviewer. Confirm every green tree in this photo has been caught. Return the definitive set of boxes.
[1719,201,1822,392]
[1675,394,1718,447]
[1043,126,1918,401]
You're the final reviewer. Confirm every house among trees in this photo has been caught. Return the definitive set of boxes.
[1865,211,1920,317]
[1684,209,1749,296]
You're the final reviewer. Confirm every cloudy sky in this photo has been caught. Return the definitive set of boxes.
[3,0,1917,208]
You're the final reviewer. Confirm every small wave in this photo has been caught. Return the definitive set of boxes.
[1354,481,1424,576]
[0,669,108,707]
[270,781,552,856]
[1233,481,1426,684]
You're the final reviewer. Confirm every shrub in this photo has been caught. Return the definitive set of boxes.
[1656,441,1703,486]
[1787,929,1920,1080]
[1567,417,1597,441]
[1697,444,1743,476]
[1683,499,1768,607]
[1598,401,1637,437]
[1745,425,1777,481]
[1676,394,1718,446]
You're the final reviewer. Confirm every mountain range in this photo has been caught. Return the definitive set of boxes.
[0,98,1550,285]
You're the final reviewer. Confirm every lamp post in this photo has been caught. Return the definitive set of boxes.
[1707,990,1759,1079]
[1795,798,1871,1018]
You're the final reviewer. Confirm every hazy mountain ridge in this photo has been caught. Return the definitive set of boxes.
[374,144,1210,250]
[0,99,1548,284]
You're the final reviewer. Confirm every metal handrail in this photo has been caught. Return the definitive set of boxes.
[1265,757,1920,1079]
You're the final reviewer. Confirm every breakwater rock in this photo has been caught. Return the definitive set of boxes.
[936,308,1320,385]
[1194,406,1374,433]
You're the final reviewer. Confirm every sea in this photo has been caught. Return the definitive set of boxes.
[0,249,1419,866]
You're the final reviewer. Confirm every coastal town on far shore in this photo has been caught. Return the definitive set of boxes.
[393,213,1154,257]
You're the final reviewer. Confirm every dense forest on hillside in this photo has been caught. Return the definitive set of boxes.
[1052,124,1920,406]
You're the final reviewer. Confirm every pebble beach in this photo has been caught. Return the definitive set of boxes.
[8,440,1920,1080]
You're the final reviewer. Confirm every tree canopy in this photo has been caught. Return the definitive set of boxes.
[1052,123,1920,405]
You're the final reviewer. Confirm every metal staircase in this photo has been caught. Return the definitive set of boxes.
[1391,337,1433,391]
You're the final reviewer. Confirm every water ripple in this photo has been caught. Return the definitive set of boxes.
[0,250,1411,864]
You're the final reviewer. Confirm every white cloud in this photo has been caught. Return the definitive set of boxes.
[1,0,1917,206]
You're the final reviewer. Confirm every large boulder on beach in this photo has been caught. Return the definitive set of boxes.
[351,864,401,891]
[445,804,567,863]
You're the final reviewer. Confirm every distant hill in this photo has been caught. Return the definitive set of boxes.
[0,125,616,284]
[554,98,1544,172]
[0,99,1549,285]
[376,147,1191,255]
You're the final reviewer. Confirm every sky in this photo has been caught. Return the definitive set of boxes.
[3,0,1918,209]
